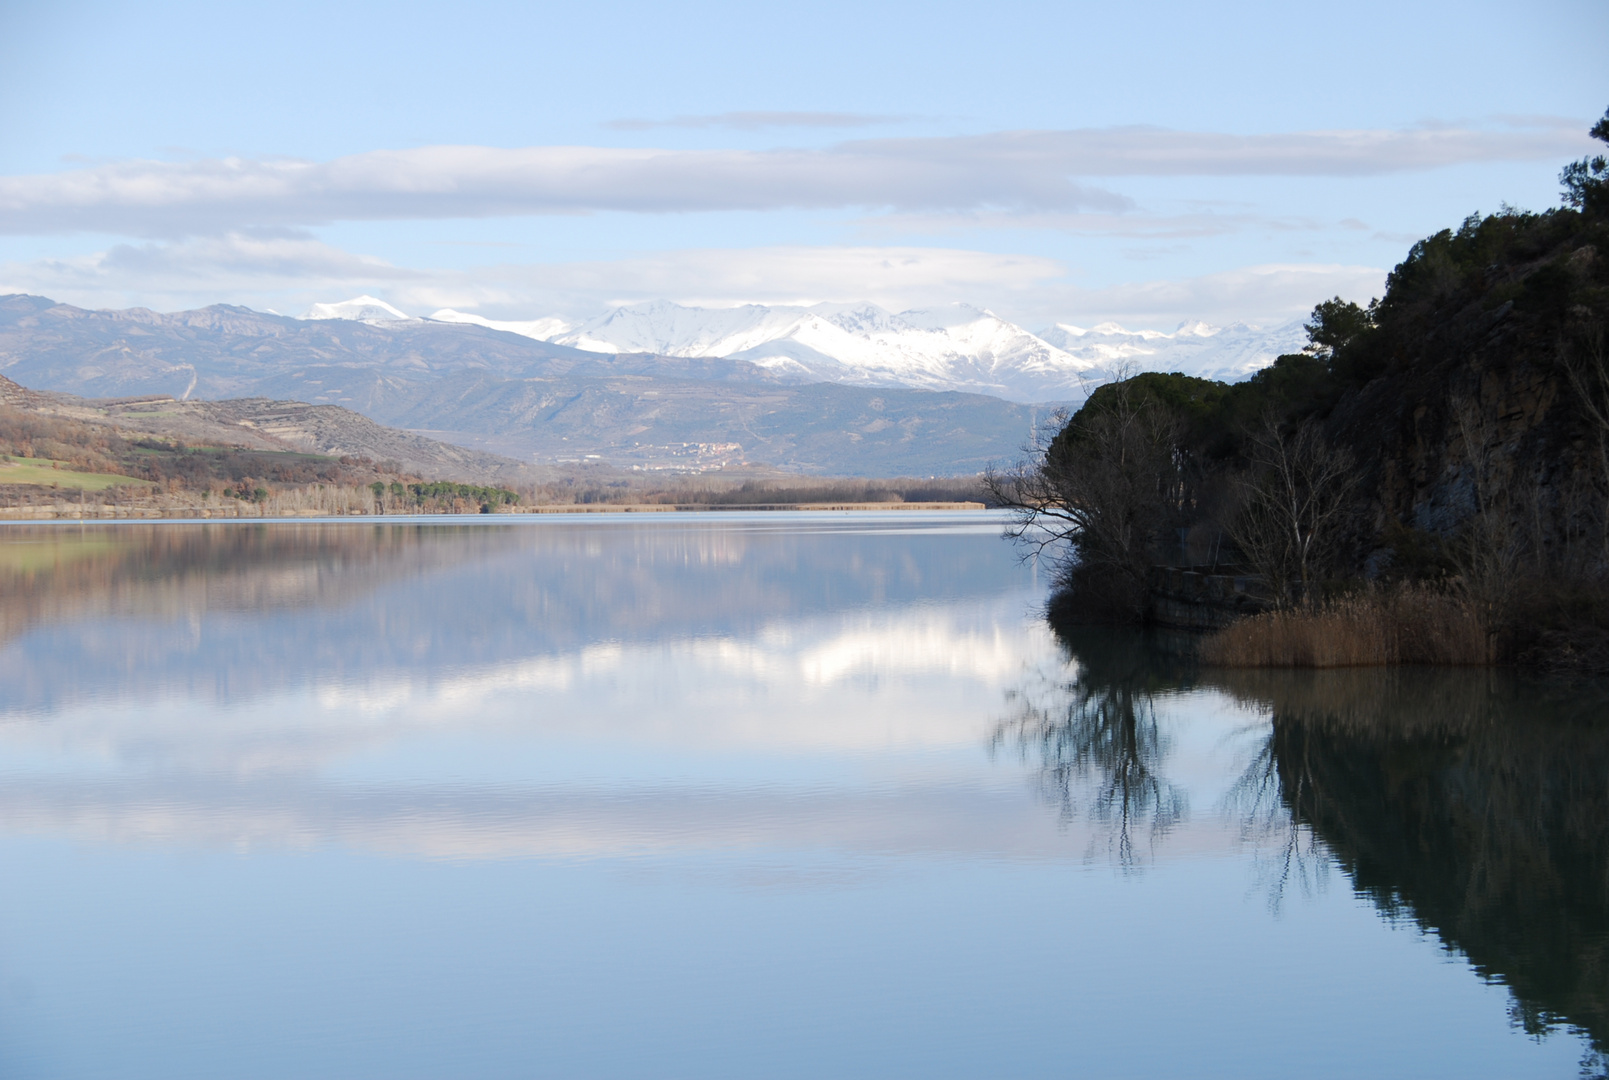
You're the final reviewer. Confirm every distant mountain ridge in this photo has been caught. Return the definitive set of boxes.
[0,292,1306,476]
[0,294,1046,476]
[427,299,1306,400]
[1038,319,1309,383]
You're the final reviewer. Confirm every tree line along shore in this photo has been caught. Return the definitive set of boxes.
[997,109,1609,673]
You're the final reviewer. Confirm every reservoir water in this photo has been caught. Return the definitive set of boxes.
[0,514,1603,1078]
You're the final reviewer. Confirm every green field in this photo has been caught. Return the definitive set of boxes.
[0,457,154,491]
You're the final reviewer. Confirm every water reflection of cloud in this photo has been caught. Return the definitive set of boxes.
[0,519,1296,869]
[0,599,1056,783]
[0,516,1029,716]
[0,594,1277,864]
[395,607,1041,702]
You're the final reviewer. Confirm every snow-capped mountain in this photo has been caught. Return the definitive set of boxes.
[303,297,1306,402]
[427,309,572,341]
[430,301,1099,400]
[1038,319,1309,384]
[302,296,413,323]
[582,301,1095,399]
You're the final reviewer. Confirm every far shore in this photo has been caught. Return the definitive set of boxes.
[0,500,989,521]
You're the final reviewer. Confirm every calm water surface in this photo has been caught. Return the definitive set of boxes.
[0,514,1604,1078]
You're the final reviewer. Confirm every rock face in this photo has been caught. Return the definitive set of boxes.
[1323,216,1606,567]
[1144,566,1270,629]
[0,374,30,409]
[1334,315,1573,537]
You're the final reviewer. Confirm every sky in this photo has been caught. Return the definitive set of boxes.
[0,0,1605,331]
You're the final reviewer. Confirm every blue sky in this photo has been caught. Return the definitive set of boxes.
[0,0,1604,329]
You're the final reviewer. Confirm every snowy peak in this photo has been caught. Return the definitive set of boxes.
[893,303,995,332]
[302,295,1310,401]
[1037,319,1308,383]
[301,296,411,323]
[430,308,573,340]
[562,300,786,356]
[528,300,1100,399]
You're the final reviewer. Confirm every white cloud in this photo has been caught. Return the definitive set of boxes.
[0,231,419,313]
[412,249,1386,328]
[867,119,1589,177]
[605,111,911,131]
[1051,263,1389,326]
[471,245,1069,312]
[0,119,1588,238]
[854,208,1267,240]
[0,143,1131,238]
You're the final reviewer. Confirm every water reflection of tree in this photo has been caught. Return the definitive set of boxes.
[991,627,1190,867]
[1212,667,1609,1077]
[1224,722,1332,907]
[1005,618,1609,1071]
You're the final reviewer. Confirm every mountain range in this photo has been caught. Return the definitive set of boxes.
[0,292,1304,476]
[425,299,1306,400]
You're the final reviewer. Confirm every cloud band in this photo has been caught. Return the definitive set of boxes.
[0,120,1590,237]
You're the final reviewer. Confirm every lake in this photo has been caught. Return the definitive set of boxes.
[0,514,1603,1078]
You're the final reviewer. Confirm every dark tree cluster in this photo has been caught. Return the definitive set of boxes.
[995,107,1609,663]
[383,481,520,514]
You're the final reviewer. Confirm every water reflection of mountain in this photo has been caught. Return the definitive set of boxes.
[1035,623,1609,1070]
[0,517,1018,713]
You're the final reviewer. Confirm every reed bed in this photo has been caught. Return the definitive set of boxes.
[259,484,378,515]
[1199,586,1489,668]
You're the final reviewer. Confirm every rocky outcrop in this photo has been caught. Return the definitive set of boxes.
[1145,566,1270,629]
[1324,220,1607,568]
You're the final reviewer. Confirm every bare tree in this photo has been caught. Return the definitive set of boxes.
[986,376,1182,619]
[1226,417,1356,608]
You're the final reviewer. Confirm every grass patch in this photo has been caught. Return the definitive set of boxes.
[0,456,153,491]
[1199,586,1488,667]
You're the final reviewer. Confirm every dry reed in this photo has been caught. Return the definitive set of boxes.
[1199,586,1489,668]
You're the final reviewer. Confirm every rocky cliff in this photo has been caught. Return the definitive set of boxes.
[1325,210,1607,569]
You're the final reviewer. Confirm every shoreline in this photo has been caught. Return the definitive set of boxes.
[0,500,989,522]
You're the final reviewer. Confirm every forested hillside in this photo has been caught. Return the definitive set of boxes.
[1001,108,1609,667]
